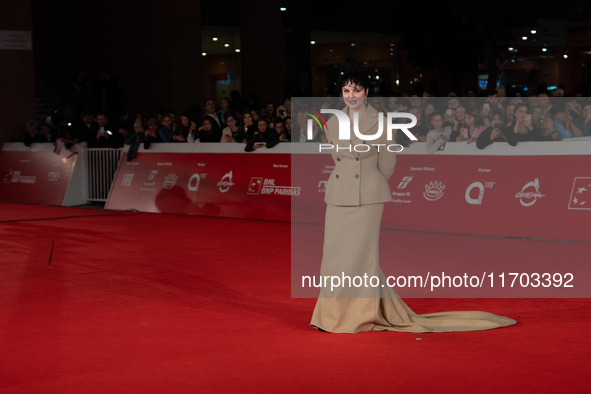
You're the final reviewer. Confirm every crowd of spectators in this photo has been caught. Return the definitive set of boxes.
[23,85,591,155]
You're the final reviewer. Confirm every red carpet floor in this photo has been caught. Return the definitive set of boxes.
[0,203,589,393]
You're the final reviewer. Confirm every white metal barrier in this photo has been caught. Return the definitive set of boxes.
[86,148,123,201]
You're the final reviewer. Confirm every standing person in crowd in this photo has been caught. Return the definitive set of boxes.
[477,110,518,149]
[574,101,591,136]
[529,115,563,141]
[204,98,223,132]
[221,113,243,143]
[505,104,535,141]
[198,118,222,143]
[244,118,269,152]
[241,112,255,140]
[425,112,451,154]
[217,98,231,126]
[261,101,276,127]
[266,119,288,148]
[23,119,39,146]
[284,116,292,142]
[457,109,486,143]
[144,118,161,149]
[550,104,582,138]
[177,113,192,141]
[449,104,466,141]
[92,113,111,147]
[74,110,97,144]
[187,118,199,143]
[416,101,436,140]
[158,115,175,142]
[38,123,55,143]
[504,103,516,128]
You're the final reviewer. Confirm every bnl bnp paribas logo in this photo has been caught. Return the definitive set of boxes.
[304,108,419,153]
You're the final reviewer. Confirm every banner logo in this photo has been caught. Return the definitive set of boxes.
[397,176,413,189]
[163,173,177,190]
[217,171,235,193]
[122,173,134,187]
[423,181,445,201]
[465,182,485,205]
[568,177,591,210]
[247,177,301,196]
[515,178,545,207]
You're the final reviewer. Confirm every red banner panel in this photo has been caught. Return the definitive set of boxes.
[0,151,77,205]
[291,153,591,242]
[106,152,293,221]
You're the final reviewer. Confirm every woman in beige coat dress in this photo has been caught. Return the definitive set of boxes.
[310,71,516,333]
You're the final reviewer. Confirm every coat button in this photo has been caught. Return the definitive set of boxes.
[336,174,339,179]
[337,157,341,161]
[355,157,360,161]
[362,140,367,144]
[355,174,359,178]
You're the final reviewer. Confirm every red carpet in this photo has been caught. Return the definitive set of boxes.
[0,203,589,393]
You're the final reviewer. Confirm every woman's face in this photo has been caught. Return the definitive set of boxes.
[243,113,253,126]
[341,81,368,112]
[226,116,236,127]
[258,120,267,132]
[430,114,443,129]
[492,113,503,127]
[424,104,435,116]
[162,116,172,128]
[285,118,292,131]
[506,104,515,120]
[181,115,189,127]
[448,98,460,109]
[456,106,466,120]
[464,114,475,127]
[514,105,528,121]
[203,119,212,131]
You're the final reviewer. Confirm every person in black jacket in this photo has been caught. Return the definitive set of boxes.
[266,118,288,148]
[245,119,269,152]
[477,111,518,149]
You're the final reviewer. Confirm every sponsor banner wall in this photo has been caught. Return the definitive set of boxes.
[0,144,80,205]
[106,152,295,221]
[292,153,591,242]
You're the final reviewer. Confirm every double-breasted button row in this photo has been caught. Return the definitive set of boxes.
[335,174,360,179]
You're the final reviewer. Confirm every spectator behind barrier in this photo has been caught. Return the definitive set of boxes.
[550,104,582,138]
[198,118,222,142]
[23,119,39,147]
[425,112,451,154]
[266,118,288,148]
[477,110,518,149]
[144,118,161,149]
[221,113,243,143]
[458,109,486,143]
[245,119,269,152]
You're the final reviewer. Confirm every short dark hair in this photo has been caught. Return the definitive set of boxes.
[550,104,566,117]
[337,70,370,91]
